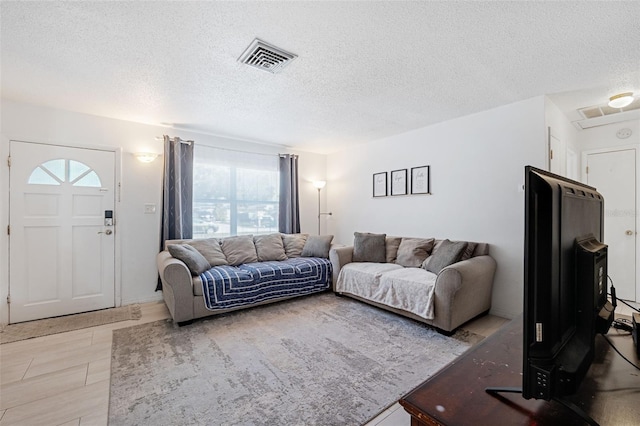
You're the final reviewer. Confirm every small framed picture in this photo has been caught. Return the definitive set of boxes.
[411,165,431,194]
[390,169,408,196]
[373,172,388,197]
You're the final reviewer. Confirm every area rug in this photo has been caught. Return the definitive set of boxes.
[0,304,141,344]
[109,293,481,425]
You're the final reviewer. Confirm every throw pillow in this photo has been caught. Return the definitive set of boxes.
[167,244,211,275]
[254,233,287,262]
[423,239,468,274]
[352,232,386,263]
[187,238,228,266]
[301,235,334,258]
[385,236,402,263]
[395,238,435,268]
[461,242,477,261]
[221,235,258,266]
[282,233,309,258]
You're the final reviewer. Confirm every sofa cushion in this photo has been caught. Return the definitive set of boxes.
[187,238,228,266]
[254,233,288,261]
[395,238,435,267]
[282,233,308,258]
[353,232,387,263]
[335,262,404,297]
[301,235,334,258]
[221,235,258,266]
[377,268,438,320]
[423,239,468,274]
[385,236,402,263]
[167,244,211,275]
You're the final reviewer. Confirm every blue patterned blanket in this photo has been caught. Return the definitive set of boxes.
[200,257,332,310]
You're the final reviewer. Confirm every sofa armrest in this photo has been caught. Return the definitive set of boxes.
[329,245,353,290]
[157,250,195,323]
[432,255,497,331]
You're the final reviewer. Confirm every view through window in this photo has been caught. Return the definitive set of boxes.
[193,146,279,238]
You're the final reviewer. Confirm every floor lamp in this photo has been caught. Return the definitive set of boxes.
[313,181,332,235]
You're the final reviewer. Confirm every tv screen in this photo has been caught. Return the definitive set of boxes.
[522,166,611,401]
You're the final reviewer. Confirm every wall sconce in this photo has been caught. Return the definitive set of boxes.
[135,152,158,163]
[313,181,332,235]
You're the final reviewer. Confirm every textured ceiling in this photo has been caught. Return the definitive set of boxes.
[1,1,639,154]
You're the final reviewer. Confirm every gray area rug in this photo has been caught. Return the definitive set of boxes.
[0,304,141,344]
[109,293,481,425]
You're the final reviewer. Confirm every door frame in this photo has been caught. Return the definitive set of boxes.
[4,139,123,322]
[582,145,639,302]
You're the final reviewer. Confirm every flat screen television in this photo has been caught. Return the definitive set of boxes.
[488,166,614,424]
[522,166,613,402]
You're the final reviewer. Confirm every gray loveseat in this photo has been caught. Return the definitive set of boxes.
[329,233,496,333]
[157,233,334,324]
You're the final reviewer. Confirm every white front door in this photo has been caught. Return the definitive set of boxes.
[585,148,637,302]
[9,141,116,323]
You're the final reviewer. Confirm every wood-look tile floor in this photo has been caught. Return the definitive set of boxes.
[0,301,512,426]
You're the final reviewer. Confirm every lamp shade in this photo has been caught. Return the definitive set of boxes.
[313,180,327,189]
[608,92,634,109]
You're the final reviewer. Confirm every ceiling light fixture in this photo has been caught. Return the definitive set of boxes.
[608,92,634,109]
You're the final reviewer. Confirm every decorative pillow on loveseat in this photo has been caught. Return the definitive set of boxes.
[301,235,334,258]
[254,233,288,261]
[423,239,468,274]
[385,236,403,263]
[221,235,258,266]
[395,237,435,267]
[352,232,386,263]
[187,238,228,266]
[167,244,211,275]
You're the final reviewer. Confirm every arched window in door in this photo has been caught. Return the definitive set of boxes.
[28,159,102,187]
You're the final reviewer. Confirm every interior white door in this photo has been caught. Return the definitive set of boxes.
[585,148,636,301]
[9,141,116,323]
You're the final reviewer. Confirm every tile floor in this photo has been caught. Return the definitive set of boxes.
[2,300,635,426]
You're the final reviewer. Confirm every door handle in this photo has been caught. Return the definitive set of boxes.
[98,229,113,235]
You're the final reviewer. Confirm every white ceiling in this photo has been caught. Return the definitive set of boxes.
[1,1,639,154]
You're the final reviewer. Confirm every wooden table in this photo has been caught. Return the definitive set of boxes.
[399,317,640,425]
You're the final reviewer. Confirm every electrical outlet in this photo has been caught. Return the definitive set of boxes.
[144,203,156,214]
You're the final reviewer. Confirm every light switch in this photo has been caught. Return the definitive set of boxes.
[144,203,157,214]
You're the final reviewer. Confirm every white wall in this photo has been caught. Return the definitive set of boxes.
[545,97,580,179]
[578,120,640,152]
[326,97,547,319]
[0,99,326,323]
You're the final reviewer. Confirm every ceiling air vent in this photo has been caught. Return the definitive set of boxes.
[573,97,640,129]
[238,39,297,74]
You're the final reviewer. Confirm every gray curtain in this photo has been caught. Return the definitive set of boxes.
[278,154,300,234]
[157,135,194,291]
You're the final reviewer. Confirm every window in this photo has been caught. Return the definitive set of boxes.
[193,146,279,238]
[28,159,102,187]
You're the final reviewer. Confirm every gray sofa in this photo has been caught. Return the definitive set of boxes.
[329,234,496,333]
[157,233,334,324]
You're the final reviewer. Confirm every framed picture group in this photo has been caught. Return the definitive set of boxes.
[373,165,430,197]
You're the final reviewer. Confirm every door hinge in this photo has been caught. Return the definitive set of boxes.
[550,150,554,160]
[6,225,9,235]
[7,156,10,167]
[586,166,589,174]
[6,295,10,304]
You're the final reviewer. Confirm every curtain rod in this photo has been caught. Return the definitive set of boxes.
[157,136,194,145]
[198,143,283,158]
